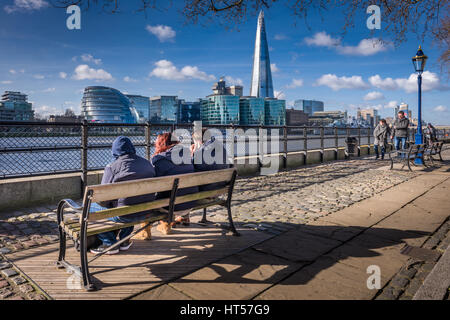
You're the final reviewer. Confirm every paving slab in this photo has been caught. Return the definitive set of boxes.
[169,249,303,300]
[132,284,192,300]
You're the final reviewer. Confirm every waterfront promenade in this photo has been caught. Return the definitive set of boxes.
[0,150,449,300]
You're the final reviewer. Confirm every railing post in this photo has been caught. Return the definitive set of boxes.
[368,127,372,154]
[145,121,151,160]
[303,126,308,165]
[320,127,324,162]
[334,127,338,160]
[258,125,263,171]
[283,125,288,169]
[81,120,88,196]
[357,126,361,157]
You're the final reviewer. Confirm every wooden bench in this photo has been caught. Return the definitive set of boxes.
[424,141,444,164]
[389,143,426,171]
[56,168,238,291]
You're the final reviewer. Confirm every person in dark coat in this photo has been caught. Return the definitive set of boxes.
[424,123,437,145]
[390,111,410,151]
[373,119,391,159]
[151,132,199,230]
[90,136,156,255]
[191,128,233,191]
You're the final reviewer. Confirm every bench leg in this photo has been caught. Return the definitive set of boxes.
[200,208,212,224]
[227,206,240,237]
[56,201,67,269]
[80,235,96,291]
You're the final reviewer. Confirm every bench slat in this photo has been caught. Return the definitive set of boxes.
[87,187,229,221]
[88,168,235,203]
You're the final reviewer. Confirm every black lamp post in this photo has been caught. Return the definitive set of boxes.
[412,45,428,164]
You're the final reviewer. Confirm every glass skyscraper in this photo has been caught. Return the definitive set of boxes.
[0,91,34,121]
[178,100,201,124]
[239,97,265,125]
[150,96,178,123]
[81,86,135,123]
[250,10,274,98]
[265,98,286,125]
[294,99,324,116]
[126,94,150,122]
[201,95,240,125]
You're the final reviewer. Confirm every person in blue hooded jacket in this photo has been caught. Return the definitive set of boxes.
[151,132,198,229]
[90,136,156,255]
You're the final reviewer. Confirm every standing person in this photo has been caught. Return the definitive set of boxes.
[390,111,410,152]
[90,136,156,255]
[425,123,437,145]
[373,119,391,160]
[151,132,198,231]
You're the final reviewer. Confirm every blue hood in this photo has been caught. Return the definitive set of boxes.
[112,136,136,159]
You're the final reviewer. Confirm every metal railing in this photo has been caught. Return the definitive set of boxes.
[1,120,448,183]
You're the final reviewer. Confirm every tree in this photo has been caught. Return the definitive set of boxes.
[64,108,76,117]
[50,0,449,72]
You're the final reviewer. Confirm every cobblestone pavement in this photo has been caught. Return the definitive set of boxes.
[375,217,450,300]
[0,155,443,300]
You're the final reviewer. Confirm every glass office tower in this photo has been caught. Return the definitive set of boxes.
[126,94,150,122]
[201,95,240,125]
[178,100,201,124]
[294,99,324,116]
[0,91,34,121]
[150,96,178,123]
[81,86,135,123]
[239,96,265,125]
[264,98,286,125]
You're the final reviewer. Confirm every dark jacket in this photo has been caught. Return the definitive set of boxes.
[192,136,233,191]
[393,117,409,138]
[151,145,199,211]
[100,136,156,211]
[373,124,391,148]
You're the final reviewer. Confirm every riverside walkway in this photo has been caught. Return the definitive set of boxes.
[0,150,449,300]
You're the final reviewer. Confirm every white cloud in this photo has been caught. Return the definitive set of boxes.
[72,64,113,81]
[80,54,102,65]
[33,74,45,79]
[337,38,388,56]
[9,69,16,74]
[43,87,55,92]
[123,76,138,83]
[4,0,48,13]
[1,80,13,84]
[149,60,215,81]
[224,76,243,86]
[434,105,447,112]
[305,32,388,56]
[364,91,385,101]
[315,74,369,91]
[305,31,339,48]
[274,90,286,99]
[270,63,279,73]
[146,25,176,42]
[59,72,67,79]
[274,34,287,40]
[369,71,446,93]
[286,78,304,89]
[384,100,398,109]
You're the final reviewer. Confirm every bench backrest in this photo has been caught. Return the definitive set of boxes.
[84,168,236,221]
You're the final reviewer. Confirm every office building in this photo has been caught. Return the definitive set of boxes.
[126,94,150,122]
[150,96,178,123]
[201,95,240,125]
[250,11,274,98]
[264,98,286,126]
[360,108,379,127]
[294,99,324,116]
[212,78,243,97]
[0,91,34,121]
[286,108,309,126]
[81,86,135,123]
[239,96,265,125]
[309,111,347,126]
[178,100,201,124]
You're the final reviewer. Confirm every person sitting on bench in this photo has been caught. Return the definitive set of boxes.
[151,132,199,230]
[191,128,233,191]
[90,136,156,255]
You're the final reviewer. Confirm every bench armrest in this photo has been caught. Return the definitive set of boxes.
[61,199,83,212]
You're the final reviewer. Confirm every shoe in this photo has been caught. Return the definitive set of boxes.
[174,215,190,226]
[119,240,133,251]
[90,244,119,255]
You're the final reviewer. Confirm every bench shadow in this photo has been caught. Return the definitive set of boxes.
[84,222,428,297]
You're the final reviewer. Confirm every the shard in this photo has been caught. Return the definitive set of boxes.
[250,10,274,98]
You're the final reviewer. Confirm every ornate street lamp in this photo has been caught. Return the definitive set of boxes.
[412,45,428,164]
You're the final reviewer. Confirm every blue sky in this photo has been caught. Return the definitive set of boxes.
[0,0,449,124]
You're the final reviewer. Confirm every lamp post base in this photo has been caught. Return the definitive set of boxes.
[414,133,424,165]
